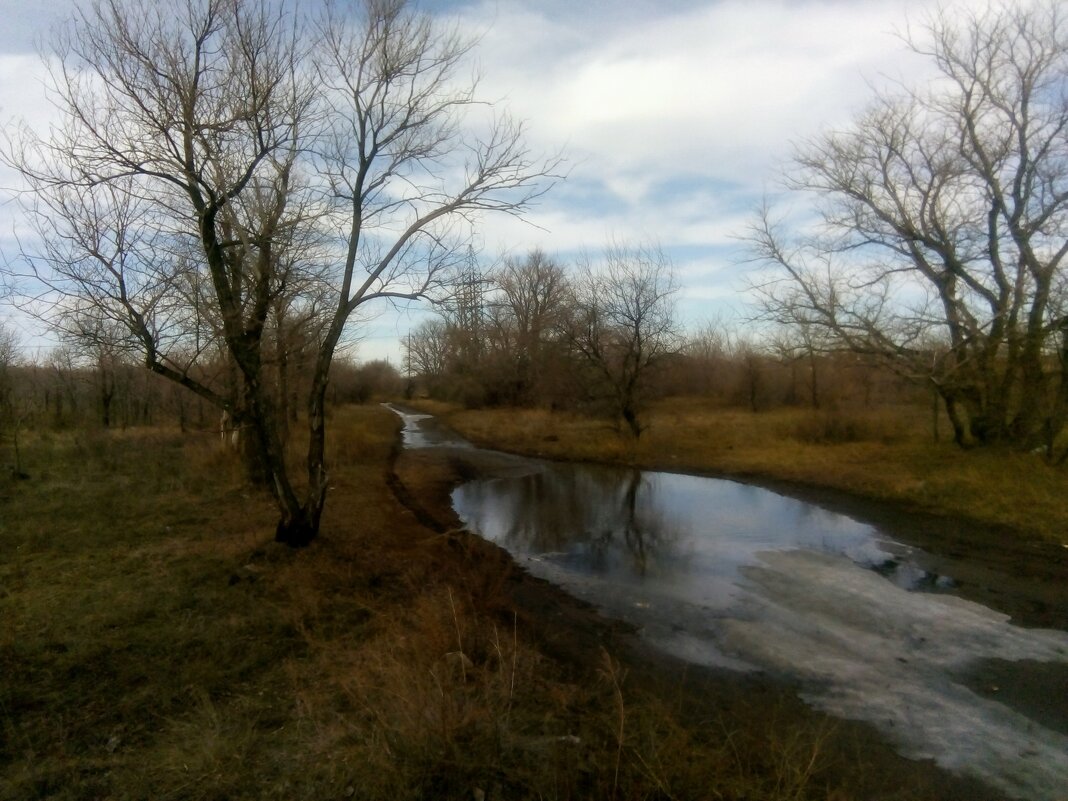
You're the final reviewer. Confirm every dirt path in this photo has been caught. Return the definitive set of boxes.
[389,440,1011,801]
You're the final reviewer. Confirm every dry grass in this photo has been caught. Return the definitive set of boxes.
[423,397,1068,544]
[0,404,980,800]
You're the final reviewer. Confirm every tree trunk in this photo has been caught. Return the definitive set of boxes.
[622,403,642,438]
[1011,342,1051,450]
[274,504,321,548]
[1047,320,1068,463]
[809,352,820,410]
[277,343,289,441]
[931,384,940,443]
[230,403,271,487]
[275,350,332,548]
[245,384,309,548]
[942,391,971,448]
[101,385,113,429]
[747,358,760,413]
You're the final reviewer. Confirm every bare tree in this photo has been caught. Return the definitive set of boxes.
[62,312,131,428]
[677,316,740,399]
[734,337,768,413]
[565,243,681,437]
[767,321,831,409]
[488,248,569,405]
[0,324,30,478]
[0,323,18,429]
[280,0,560,542]
[749,1,1068,454]
[5,0,308,483]
[404,250,570,406]
[405,317,450,386]
[3,0,559,545]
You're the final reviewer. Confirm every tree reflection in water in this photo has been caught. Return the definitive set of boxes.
[459,465,680,580]
[447,444,1068,800]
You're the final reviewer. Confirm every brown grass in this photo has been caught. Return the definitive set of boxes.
[420,397,1068,544]
[0,405,988,800]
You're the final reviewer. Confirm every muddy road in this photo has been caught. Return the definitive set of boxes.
[386,405,1068,801]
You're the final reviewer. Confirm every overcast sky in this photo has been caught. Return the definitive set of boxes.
[0,0,983,363]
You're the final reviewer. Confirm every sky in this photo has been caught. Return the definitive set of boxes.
[0,0,982,365]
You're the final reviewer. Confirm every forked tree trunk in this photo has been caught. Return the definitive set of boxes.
[273,346,333,548]
[274,502,322,548]
[941,391,971,448]
[249,387,313,548]
[273,409,327,548]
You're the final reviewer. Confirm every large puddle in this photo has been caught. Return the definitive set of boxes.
[389,406,1068,800]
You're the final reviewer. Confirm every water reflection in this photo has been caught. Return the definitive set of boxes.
[451,463,1068,800]
[383,403,473,449]
[452,467,948,606]
[387,404,1068,799]
[461,467,681,579]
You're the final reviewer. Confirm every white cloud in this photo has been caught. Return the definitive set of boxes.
[428,0,1003,340]
[458,0,944,191]
[0,0,995,356]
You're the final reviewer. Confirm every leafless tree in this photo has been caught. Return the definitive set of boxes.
[62,313,131,428]
[5,0,308,482]
[405,317,450,386]
[0,323,17,371]
[749,1,1068,454]
[565,243,681,437]
[404,250,571,406]
[766,321,832,409]
[488,248,569,405]
[0,324,29,477]
[0,323,18,427]
[3,0,559,545]
[676,317,740,399]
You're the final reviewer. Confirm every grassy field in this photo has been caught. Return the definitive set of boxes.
[4,404,963,801]
[416,397,1068,545]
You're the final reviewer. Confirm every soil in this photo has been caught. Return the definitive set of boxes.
[388,437,1028,800]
